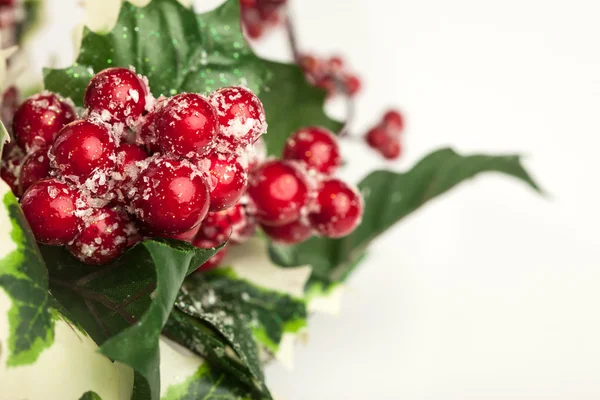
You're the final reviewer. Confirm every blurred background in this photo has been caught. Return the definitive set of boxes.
[23,0,600,398]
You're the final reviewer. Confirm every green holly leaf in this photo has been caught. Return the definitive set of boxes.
[270,148,541,286]
[0,186,54,367]
[45,239,222,400]
[43,0,340,156]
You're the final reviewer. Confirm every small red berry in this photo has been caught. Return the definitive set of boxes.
[192,239,228,272]
[84,67,147,124]
[365,127,388,149]
[137,108,161,153]
[162,224,201,243]
[245,23,264,39]
[344,75,361,95]
[209,86,266,150]
[1,143,23,195]
[67,208,130,265]
[283,126,341,175]
[133,157,211,234]
[13,92,75,150]
[240,0,257,7]
[260,219,313,244]
[156,93,218,158]
[308,178,363,238]
[299,54,319,73]
[316,76,337,96]
[248,160,310,226]
[204,151,248,211]
[112,144,148,203]
[19,149,50,194]
[383,110,404,133]
[328,56,344,71]
[51,120,116,193]
[20,179,84,245]
[381,140,402,160]
[198,204,247,243]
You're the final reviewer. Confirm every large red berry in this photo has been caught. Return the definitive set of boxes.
[19,149,50,194]
[248,160,310,226]
[13,92,75,150]
[1,143,23,195]
[260,219,313,244]
[283,126,341,175]
[20,179,84,245]
[67,208,130,265]
[156,93,218,158]
[308,178,363,238]
[51,120,116,193]
[383,110,404,133]
[133,157,211,234]
[198,204,247,243]
[204,151,248,211]
[161,224,201,243]
[209,86,266,150]
[84,67,147,124]
[192,239,228,272]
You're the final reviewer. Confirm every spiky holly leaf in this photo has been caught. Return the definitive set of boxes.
[44,240,222,400]
[43,0,340,156]
[270,148,541,287]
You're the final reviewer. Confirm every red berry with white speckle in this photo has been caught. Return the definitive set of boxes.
[1,143,23,195]
[20,179,84,245]
[19,149,50,194]
[248,160,310,226]
[192,239,228,272]
[308,178,363,238]
[67,207,130,265]
[209,86,266,150]
[133,157,211,234]
[13,92,75,150]
[84,67,147,124]
[260,219,313,244]
[283,126,341,175]
[111,144,147,204]
[156,93,218,158]
[198,203,248,243]
[204,151,248,211]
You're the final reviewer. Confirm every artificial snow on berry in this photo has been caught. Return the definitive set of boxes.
[205,151,248,211]
[283,126,341,175]
[308,178,363,238]
[19,149,50,194]
[0,143,23,195]
[197,203,248,243]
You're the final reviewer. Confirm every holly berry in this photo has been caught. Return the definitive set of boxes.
[111,144,148,203]
[260,219,313,244]
[20,179,84,245]
[67,208,130,265]
[156,93,218,158]
[162,224,201,242]
[248,160,310,226]
[1,143,23,194]
[192,239,228,272]
[198,204,247,243]
[19,149,50,194]
[344,75,361,95]
[133,157,211,234]
[381,140,402,160]
[205,151,248,211]
[283,126,341,175]
[209,86,266,150]
[383,109,404,133]
[365,127,387,149]
[308,178,363,238]
[84,67,147,124]
[50,120,116,193]
[13,92,75,150]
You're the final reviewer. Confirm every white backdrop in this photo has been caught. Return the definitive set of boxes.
[31,1,600,399]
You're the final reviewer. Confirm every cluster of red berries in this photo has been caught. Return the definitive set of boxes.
[2,66,270,268]
[365,109,405,160]
[240,0,287,39]
[299,54,361,98]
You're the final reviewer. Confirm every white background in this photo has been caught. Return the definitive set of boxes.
[33,0,600,399]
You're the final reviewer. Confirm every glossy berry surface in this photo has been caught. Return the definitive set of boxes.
[283,126,341,175]
[260,219,313,244]
[156,93,218,157]
[19,149,50,194]
[51,120,116,191]
[13,92,75,150]
[133,157,211,234]
[205,152,248,211]
[209,86,266,150]
[381,140,402,160]
[383,110,404,133]
[308,178,363,238]
[84,67,147,124]
[192,239,227,272]
[248,160,310,226]
[198,204,247,243]
[161,224,201,243]
[20,179,83,245]
[365,127,387,149]
[67,208,130,265]
[112,144,148,203]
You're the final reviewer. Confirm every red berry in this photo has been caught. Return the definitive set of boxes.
[283,126,341,175]
[248,160,310,226]
[300,54,319,73]
[198,204,247,243]
[344,75,361,95]
[137,108,161,153]
[1,144,23,194]
[112,144,148,203]
[240,0,256,7]
[260,219,313,244]
[19,149,50,194]
[20,179,84,245]
[13,92,75,150]
[84,67,147,124]
[308,178,363,238]
[381,140,402,160]
[192,239,228,272]
[1,86,19,127]
[209,86,266,150]
[204,151,248,211]
[67,208,130,265]
[51,120,116,193]
[328,56,344,71]
[382,109,404,133]
[245,23,264,39]
[156,93,218,158]
[316,76,337,96]
[133,157,210,234]
[162,224,201,243]
[365,127,387,149]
